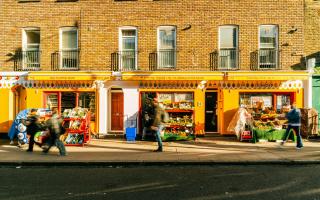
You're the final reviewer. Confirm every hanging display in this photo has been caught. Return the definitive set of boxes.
[61,107,91,146]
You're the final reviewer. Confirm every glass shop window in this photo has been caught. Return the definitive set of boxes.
[78,92,96,121]
[44,91,96,122]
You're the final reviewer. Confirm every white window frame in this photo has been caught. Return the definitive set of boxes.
[157,26,176,68]
[218,25,238,49]
[59,27,79,69]
[59,27,78,51]
[119,26,138,70]
[258,25,279,69]
[218,25,239,69]
[258,25,278,49]
[22,27,40,50]
[22,27,41,69]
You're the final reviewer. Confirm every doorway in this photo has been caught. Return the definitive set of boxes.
[12,86,27,117]
[205,91,218,132]
[111,92,124,131]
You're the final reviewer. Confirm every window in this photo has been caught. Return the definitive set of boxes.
[59,27,79,69]
[240,92,293,111]
[219,25,238,69]
[44,92,96,121]
[157,26,176,68]
[22,28,40,69]
[119,27,137,70]
[259,25,278,69]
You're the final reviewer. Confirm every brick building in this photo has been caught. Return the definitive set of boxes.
[305,0,320,127]
[0,0,308,139]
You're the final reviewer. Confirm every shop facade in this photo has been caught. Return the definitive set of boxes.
[0,71,308,138]
[101,71,308,137]
[0,71,114,135]
[95,72,224,137]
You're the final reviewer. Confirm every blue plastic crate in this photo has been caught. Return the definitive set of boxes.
[126,127,136,142]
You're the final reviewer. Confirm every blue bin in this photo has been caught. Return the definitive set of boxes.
[126,127,136,142]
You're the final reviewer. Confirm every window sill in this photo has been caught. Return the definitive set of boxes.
[114,0,138,1]
[56,0,78,2]
[18,0,41,3]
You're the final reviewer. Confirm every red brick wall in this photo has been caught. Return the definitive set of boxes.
[0,0,305,71]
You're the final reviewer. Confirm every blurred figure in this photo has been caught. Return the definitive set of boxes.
[150,98,164,152]
[44,109,66,156]
[281,103,303,149]
[26,111,40,152]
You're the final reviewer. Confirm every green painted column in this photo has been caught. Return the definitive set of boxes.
[312,76,320,126]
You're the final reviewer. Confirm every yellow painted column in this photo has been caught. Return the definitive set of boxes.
[194,89,205,135]
[26,88,43,109]
[295,88,304,108]
[0,89,10,133]
[221,89,239,135]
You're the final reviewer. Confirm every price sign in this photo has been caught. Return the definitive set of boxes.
[158,93,173,103]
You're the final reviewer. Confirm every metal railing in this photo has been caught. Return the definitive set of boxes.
[210,49,240,70]
[51,50,79,71]
[149,50,176,70]
[111,51,137,71]
[258,49,279,69]
[14,50,41,71]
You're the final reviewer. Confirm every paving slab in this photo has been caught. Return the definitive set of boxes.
[1,137,320,165]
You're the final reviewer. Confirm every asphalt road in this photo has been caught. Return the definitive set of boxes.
[0,164,320,200]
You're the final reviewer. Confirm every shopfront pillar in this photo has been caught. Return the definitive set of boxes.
[96,81,108,135]
[123,88,139,131]
[304,76,313,109]
[221,89,239,134]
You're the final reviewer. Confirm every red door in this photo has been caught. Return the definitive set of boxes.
[111,92,124,131]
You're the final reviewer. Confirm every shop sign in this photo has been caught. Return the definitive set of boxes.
[279,80,303,89]
[28,75,111,81]
[227,72,308,81]
[122,75,223,81]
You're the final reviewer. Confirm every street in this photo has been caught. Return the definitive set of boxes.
[0,164,320,200]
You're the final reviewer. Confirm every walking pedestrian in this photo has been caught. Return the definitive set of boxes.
[281,102,303,149]
[43,109,67,156]
[26,112,41,152]
[150,98,165,152]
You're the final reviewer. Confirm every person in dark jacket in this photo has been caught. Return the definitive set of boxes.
[281,103,303,149]
[43,109,66,156]
[26,114,41,152]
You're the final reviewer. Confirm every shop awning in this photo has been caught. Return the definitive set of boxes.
[226,71,309,81]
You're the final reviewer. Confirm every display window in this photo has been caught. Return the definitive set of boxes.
[140,92,195,141]
[235,92,296,142]
[44,91,96,122]
[240,92,293,112]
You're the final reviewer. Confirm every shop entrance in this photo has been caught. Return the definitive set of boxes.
[111,92,124,131]
[205,91,218,133]
[12,85,27,116]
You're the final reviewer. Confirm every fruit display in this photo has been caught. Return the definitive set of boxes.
[142,92,195,141]
[166,115,193,127]
[63,107,88,119]
[161,102,194,110]
[252,109,288,130]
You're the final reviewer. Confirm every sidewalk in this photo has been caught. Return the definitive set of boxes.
[1,136,320,165]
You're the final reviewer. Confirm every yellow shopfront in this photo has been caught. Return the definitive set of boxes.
[220,71,308,135]
[22,71,112,135]
[122,72,224,137]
